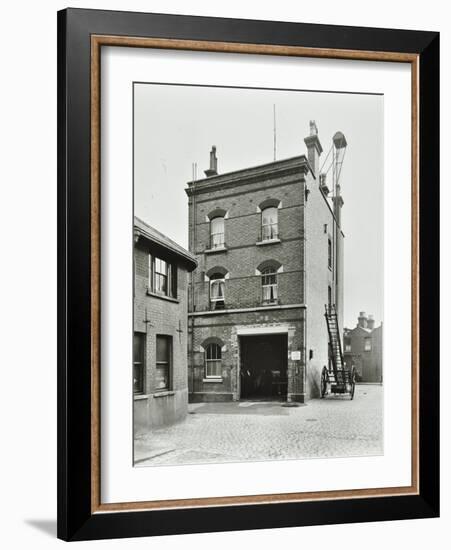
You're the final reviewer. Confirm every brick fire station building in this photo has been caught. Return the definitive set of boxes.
[133,217,197,433]
[186,122,345,403]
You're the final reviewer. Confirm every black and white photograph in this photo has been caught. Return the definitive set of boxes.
[132,83,384,467]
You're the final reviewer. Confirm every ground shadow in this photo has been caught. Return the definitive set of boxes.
[25,519,57,538]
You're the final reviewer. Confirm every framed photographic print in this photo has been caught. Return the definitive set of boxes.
[57,8,439,541]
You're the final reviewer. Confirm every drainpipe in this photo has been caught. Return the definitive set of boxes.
[302,171,307,404]
[189,173,197,398]
[289,168,307,405]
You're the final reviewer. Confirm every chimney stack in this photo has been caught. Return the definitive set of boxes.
[367,314,375,330]
[304,120,323,178]
[357,311,368,329]
[331,131,347,227]
[204,145,218,177]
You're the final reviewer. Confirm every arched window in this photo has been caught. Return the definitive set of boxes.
[261,206,278,241]
[261,266,278,303]
[210,216,225,249]
[209,272,225,309]
[205,343,222,378]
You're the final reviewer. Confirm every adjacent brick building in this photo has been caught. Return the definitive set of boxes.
[343,312,383,383]
[133,217,197,433]
[186,122,345,403]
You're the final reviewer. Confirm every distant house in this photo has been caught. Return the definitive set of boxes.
[133,217,197,434]
[343,312,383,383]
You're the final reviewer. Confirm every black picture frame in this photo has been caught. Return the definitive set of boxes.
[57,7,439,541]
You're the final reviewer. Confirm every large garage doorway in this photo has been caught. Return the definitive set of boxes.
[239,334,288,400]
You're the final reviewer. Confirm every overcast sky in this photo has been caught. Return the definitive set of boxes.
[134,83,384,329]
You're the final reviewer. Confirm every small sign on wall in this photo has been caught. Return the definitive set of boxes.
[291,351,301,361]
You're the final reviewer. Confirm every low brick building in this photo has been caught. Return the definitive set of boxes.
[133,217,197,433]
[186,123,345,403]
[343,312,383,383]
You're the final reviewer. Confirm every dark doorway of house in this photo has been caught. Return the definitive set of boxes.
[240,334,288,400]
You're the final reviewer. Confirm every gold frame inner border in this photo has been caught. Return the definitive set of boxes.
[90,35,419,514]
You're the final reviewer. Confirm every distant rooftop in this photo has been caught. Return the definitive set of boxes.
[134,216,197,270]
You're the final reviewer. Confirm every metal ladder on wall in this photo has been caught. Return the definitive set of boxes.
[324,304,347,387]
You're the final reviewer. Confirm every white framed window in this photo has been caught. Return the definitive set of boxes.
[261,206,278,240]
[154,257,168,294]
[205,343,222,378]
[210,216,225,249]
[149,255,177,298]
[261,267,278,303]
[364,337,372,351]
[209,273,225,309]
[156,335,171,391]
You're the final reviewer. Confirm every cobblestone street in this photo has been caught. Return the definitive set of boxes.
[134,384,383,467]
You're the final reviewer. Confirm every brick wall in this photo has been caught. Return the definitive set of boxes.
[134,239,190,432]
[188,307,305,402]
[190,174,306,312]
[187,159,309,403]
[305,177,343,397]
[371,325,383,383]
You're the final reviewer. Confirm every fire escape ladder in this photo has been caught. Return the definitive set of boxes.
[325,304,346,385]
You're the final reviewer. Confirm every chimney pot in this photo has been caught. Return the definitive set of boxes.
[310,120,318,136]
[357,311,368,329]
[204,145,218,177]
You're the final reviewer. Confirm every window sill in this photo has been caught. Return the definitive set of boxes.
[262,300,280,306]
[204,246,227,254]
[203,378,223,383]
[256,238,281,246]
[153,390,175,398]
[146,290,179,303]
[134,394,149,401]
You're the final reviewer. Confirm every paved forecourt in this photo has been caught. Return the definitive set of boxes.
[134,384,383,466]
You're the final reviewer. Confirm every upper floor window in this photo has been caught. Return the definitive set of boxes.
[328,237,332,269]
[205,343,222,378]
[364,337,372,352]
[344,340,351,352]
[210,273,225,309]
[154,257,169,294]
[210,216,225,249]
[149,255,177,298]
[261,267,278,303]
[261,206,278,241]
